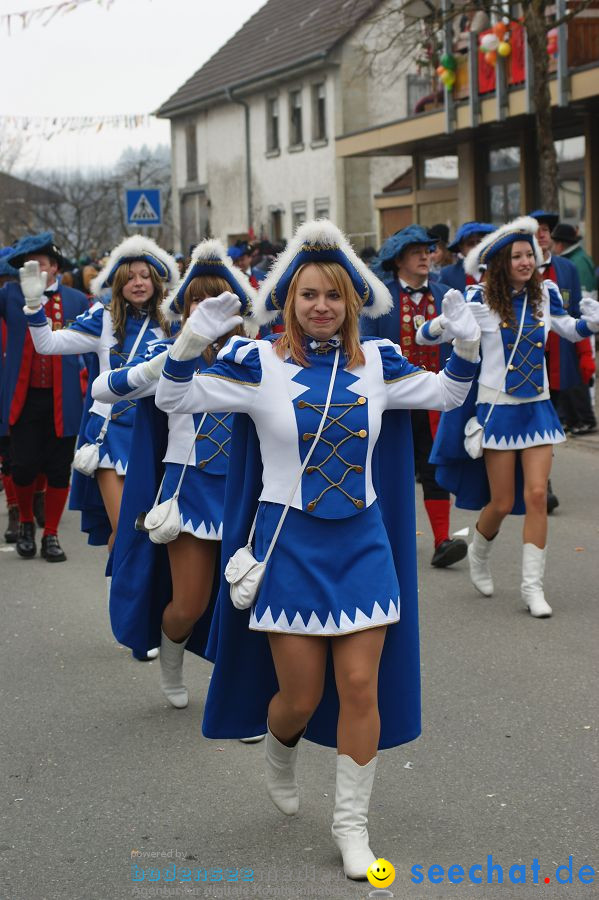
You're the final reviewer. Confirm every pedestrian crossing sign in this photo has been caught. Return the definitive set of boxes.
[126,189,162,226]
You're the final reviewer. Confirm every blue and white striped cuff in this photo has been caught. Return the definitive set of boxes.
[162,355,196,383]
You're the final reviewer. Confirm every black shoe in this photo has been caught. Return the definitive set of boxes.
[33,491,46,528]
[40,534,67,562]
[4,505,19,543]
[16,521,36,558]
[431,537,468,568]
[547,479,559,515]
[570,423,597,436]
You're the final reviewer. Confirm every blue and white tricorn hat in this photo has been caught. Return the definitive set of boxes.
[465,216,543,277]
[161,238,257,324]
[91,236,179,296]
[254,219,392,326]
[447,221,495,253]
[7,231,70,270]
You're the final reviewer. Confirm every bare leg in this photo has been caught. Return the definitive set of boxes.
[477,448,517,539]
[520,445,553,548]
[163,533,218,642]
[267,633,328,744]
[331,627,386,765]
[95,468,124,551]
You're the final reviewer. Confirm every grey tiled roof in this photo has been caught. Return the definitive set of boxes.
[157,0,378,117]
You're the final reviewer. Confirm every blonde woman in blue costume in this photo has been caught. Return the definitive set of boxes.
[22,236,178,550]
[92,240,258,708]
[154,221,481,879]
[416,216,599,618]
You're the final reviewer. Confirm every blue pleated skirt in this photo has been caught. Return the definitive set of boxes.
[160,462,225,540]
[85,411,133,476]
[477,399,566,450]
[249,501,400,636]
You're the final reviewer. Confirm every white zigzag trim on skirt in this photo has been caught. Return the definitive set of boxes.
[249,596,400,635]
[483,429,566,450]
[180,516,223,541]
[97,455,128,475]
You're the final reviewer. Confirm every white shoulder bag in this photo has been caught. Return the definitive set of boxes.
[73,315,151,476]
[142,413,207,544]
[464,296,527,459]
[225,349,340,610]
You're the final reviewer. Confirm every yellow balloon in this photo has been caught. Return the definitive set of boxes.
[497,40,512,57]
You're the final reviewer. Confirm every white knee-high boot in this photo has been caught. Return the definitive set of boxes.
[159,630,190,708]
[264,724,302,815]
[468,527,495,596]
[331,754,377,880]
[521,544,552,618]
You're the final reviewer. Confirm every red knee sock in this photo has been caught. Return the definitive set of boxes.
[14,482,35,523]
[424,499,450,548]
[43,486,70,536]
[3,473,18,507]
[35,472,47,493]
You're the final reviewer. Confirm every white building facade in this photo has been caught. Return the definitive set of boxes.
[159,0,415,253]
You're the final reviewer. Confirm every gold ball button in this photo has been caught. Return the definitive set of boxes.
[297,400,306,408]
[303,432,313,441]
[358,429,367,438]
[539,321,544,326]
[306,501,316,511]
[354,499,365,509]
[357,396,366,405]
[536,342,543,348]
[508,364,514,371]
[197,460,206,469]
[306,466,315,474]
[354,465,364,474]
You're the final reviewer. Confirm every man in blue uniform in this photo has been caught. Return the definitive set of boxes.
[0,232,89,560]
[530,211,584,510]
[365,226,467,567]
[440,222,495,292]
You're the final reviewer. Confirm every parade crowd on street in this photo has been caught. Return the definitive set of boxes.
[1,210,598,883]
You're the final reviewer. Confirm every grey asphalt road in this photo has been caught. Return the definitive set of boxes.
[1,438,598,900]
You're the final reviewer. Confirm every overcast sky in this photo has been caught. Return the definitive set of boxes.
[0,0,265,174]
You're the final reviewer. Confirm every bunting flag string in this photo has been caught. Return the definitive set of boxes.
[1,0,122,34]
[0,113,156,140]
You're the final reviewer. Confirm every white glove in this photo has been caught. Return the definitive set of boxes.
[20,260,47,312]
[580,297,599,331]
[439,289,481,341]
[138,349,169,380]
[170,292,243,361]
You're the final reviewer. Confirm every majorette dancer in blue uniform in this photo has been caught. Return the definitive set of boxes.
[21,235,178,552]
[154,220,481,880]
[91,240,258,708]
[417,216,599,618]
[0,232,89,561]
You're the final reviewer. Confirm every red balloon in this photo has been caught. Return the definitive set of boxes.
[484,50,497,66]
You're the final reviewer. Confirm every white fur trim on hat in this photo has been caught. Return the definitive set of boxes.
[464,216,543,277]
[91,235,179,297]
[160,238,258,325]
[254,219,392,326]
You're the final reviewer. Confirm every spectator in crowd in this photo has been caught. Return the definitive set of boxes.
[429,224,453,279]
[440,222,496,292]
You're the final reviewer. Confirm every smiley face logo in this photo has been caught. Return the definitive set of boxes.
[367,858,396,888]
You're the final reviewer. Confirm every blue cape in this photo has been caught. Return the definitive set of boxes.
[108,395,217,659]
[430,378,525,514]
[202,346,421,749]
[69,351,112,545]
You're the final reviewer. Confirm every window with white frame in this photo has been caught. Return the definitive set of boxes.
[312,83,327,142]
[289,89,303,147]
[314,197,330,219]
[266,96,279,152]
[291,201,307,231]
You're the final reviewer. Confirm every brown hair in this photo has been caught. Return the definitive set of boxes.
[182,275,244,364]
[274,262,365,369]
[485,242,544,325]
[109,262,170,345]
